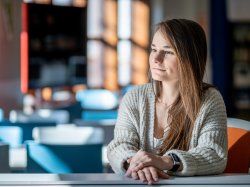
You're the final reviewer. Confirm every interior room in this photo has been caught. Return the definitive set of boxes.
[0,0,249,185]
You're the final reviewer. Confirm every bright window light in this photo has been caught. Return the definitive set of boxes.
[118,40,131,86]
[118,0,131,39]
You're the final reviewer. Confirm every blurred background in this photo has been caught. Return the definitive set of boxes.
[0,0,249,174]
[0,0,249,120]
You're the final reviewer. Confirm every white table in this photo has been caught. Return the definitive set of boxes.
[74,119,116,145]
[9,147,26,171]
[0,173,249,186]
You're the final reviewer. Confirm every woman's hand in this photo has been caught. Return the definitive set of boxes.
[128,166,169,185]
[125,150,173,176]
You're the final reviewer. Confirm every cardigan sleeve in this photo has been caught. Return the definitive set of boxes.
[107,89,140,174]
[164,89,228,176]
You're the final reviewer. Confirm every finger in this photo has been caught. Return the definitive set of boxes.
[131,171,139,180]
[149,167,159,182]
[132,156,154,171]
[132,157,153,172]
[131,159,153,171]
[128,162,139,172]
[158,170,170,179]
[130,160,146,171]
[137,170,146,182]
[132,162,146,171]
[127,158,132,163]
[143,168,154,185]
[125,164,133,177]
[130,156,141,166]
[125,168,132,177]
[132,162,144,172]
[125,169,132,177]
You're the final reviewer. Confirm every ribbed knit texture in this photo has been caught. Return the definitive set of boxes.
[107,83,228,176]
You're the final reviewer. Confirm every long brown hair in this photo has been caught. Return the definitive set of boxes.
[152,19,212,154]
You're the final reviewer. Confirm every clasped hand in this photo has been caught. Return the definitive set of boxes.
[125,150,171,184]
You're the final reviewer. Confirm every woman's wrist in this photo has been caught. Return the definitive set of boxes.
[161,155,183,172]
[161,155,174,170]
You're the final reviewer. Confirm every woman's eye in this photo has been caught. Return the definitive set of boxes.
[165,51,174,55]
[151,48,157,52]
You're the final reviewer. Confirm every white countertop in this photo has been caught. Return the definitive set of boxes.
[0,173,249,186]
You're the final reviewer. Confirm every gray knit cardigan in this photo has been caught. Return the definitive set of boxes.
[107,83,228,176]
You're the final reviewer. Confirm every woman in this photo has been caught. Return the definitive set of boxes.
[107,19,227,184]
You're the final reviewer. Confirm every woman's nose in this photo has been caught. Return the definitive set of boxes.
[154,51,165,63]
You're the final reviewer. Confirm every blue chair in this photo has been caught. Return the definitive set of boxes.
[32,126,104,145]
[0,126,23,148]
[0,143,10,172]
[120,84,134,96]
[76,89,118,121]
[0,108,4,122]
[81,110,118,121]
[55,102,82,123]
[9,109,70,124]
[0,121,56,143]
[25,140,103,173]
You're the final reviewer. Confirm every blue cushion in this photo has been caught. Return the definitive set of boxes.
[82,110,118,121]
[0,120,56,143]
[76,89,119,110]
[0,126,23,148]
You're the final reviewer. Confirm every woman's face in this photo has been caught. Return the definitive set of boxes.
[149,30,179,83]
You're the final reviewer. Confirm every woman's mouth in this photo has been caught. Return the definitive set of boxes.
[153,68,166,71]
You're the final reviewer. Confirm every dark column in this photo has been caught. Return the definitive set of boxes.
[210,0,233,115]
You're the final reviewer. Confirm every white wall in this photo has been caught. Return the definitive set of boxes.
[228,0,250,21]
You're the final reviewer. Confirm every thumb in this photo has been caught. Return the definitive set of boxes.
[158,170,170,179]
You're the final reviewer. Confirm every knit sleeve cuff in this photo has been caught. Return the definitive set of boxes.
[164,149,197,176]
[108,150,137,175]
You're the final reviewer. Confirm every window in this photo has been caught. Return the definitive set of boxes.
[88,0,150,90]
[23,0,150,91]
